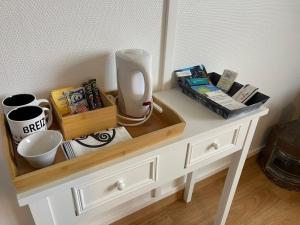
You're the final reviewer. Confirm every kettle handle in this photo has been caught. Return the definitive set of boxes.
[139,68,152,106]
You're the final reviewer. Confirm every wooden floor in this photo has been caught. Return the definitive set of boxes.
[113,156,300,225]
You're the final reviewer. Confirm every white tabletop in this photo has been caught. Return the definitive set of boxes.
[18,88,268,200]
[154,88,269,139]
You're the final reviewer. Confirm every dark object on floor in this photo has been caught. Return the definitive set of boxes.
[259,119,300,191]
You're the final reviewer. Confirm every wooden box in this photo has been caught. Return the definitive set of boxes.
[50,90,117,140]
[2,96,185,193]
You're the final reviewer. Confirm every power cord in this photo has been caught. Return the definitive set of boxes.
[107,95,156,127]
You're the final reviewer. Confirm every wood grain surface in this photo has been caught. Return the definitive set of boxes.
[1,95,185,193]
[51,90,117,140]
[113,156,300,225]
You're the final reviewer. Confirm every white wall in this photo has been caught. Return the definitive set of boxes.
[0,1,164,225]
[0,0,163,97]
[173,0,300,149]
[1,1,300,225]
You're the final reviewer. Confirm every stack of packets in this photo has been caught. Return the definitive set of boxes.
[175,65,246,111]
[82,79,103,111]
[51,79,103,115]
[62,127,132,159]
[203,90,245,110]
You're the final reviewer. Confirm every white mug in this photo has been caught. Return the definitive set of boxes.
[17,130,63,168]
[7,105,52,145]
[2,93,52,116]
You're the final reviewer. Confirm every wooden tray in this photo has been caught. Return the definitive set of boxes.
[2,96,185,193]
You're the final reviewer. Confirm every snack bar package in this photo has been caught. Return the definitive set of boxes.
[64,87,89,114]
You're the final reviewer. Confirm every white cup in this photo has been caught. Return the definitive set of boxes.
[7,105,53,145]
[2,93,52,117]
[17,130,63,168]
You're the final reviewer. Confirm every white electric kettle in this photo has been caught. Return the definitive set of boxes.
[116,49,152,118]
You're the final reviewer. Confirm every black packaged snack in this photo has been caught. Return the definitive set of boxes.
[82,82,96,110]
[89,79,103,108]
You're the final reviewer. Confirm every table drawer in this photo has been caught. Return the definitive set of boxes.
[185,125,245,168]
[72,156,158,215]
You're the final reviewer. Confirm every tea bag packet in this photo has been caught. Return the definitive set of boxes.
[217,69,238,93]
[206,90,245,110]
[232,84,258,103]
[51,87,75,115]
[89,79,103,108]
[175,65,210,88]
[175,65,208,78]
[64,87,89,114]
[82,82,96,110]
[82,79,103,110]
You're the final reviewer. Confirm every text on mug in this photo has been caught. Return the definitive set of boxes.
[23,118,46,133]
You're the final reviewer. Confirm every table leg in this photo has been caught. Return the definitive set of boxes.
[152,187,162,198]
[29,197,56,225]
[183,171,197,203]
[214,118,259,225]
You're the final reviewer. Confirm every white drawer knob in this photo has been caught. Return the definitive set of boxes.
[116,180,126,191]
[212,142,220,149]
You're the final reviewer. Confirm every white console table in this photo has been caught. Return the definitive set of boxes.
[12,88,268,225]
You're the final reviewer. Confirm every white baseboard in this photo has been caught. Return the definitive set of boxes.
[247,145,264,158]
[102,146,264,225]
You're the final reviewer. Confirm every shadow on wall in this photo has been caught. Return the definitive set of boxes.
[37,52,117,97]
[278,90,300,123]
[56,52,117,91]
[253,89,300,149]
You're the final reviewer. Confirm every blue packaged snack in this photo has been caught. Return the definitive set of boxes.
[175,65,208,78]
[186,77,209,86]
[191,84,220,94]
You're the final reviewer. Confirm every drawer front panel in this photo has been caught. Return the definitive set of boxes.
[185,125,244,168]
[72,156,158,215]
